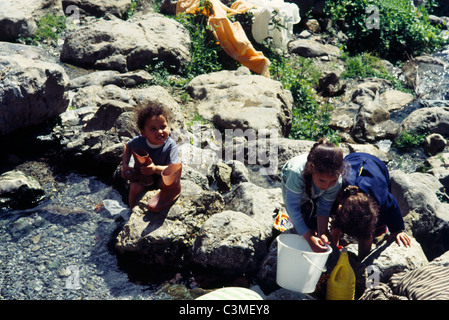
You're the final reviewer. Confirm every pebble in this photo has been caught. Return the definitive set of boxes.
[0,170,155,300]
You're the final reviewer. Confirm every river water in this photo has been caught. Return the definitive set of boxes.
[1,45,449,300]
[0,159,157,299]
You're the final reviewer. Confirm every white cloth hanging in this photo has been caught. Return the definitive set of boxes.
[247,0,300,48]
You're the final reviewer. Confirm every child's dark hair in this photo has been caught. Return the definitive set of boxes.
[332,185,380,239]
[135,101,172,131]
[303,138,345,197]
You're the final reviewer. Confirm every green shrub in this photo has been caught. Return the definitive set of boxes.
[393,129,426,149]
[20,14,67,45]
[268,50,341,143]
[341,52,410,91]
[324,0,448,62]
[175,12,226,79]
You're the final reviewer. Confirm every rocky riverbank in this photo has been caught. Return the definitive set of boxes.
[1,0,449,300]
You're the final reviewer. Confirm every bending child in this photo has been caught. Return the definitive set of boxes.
[331,152,411,261]
[121,102,181,211]
[281,139,345,252]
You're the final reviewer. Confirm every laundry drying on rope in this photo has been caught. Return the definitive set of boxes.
[176,0,300,77]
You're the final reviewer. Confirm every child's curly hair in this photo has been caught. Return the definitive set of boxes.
[332,186,380,239]
[135,101,173,131]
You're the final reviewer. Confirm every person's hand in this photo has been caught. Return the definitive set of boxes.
[303,231,330,252]
[140,163,156,175]
[121,165,132,179]
[390,231,411,247]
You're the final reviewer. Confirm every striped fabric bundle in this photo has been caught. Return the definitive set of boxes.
[358,282,408,300]
[389,265,449,300]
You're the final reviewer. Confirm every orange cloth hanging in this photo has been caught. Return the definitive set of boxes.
[176,0,271,77]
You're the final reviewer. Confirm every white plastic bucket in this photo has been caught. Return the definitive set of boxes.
[276,233,332,293]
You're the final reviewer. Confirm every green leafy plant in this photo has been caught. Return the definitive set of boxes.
[125,0,141,19]
[175,8,226,79]
[267,49,341,143]
[19,14,67,45]
[143,9,227,88]
[324,0,448,62]
[341,52,410,92]
[436,189,449,203]
[393,129,426,149]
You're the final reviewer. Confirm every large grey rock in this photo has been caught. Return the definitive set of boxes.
[399,107,449,136]
[62,0,132,19]
[0,54,69,135]
[115,180,225,269]
[390,170,449,260]
[420,152,449,189]
[351,98,397,143]
[187,67,293,137]
[223,182,283,234]
[288,39,341,58]
[0,0,63,41]
[60,13,191,73]
[361,237,429,283]
[380,90,414,112]
[69,70,153,90]
[192,210,270,274]
[0,170,45,209]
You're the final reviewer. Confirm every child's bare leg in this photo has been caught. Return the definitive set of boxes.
[128,182,145,209]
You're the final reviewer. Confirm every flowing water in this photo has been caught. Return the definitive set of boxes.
[2,47,449,300]
[386,48,449,173]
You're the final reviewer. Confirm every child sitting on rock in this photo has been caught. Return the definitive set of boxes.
[121,101,181,211]
[330,152,411,261]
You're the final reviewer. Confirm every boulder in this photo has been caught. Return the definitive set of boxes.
[0,0,63,41]
[192,210,270,274]
[69,84,136,109]
[317,71,346,96]
[360,237,428,283]
[288,39,341,58]
[419,152,449,189]
[351,98,398,143]
[0,54,69,135]
[69,70,153,90]
[223,182,283,234]
[275,139,316,171]
[390,170,449,260]
[61,0,132,19]
[0,41,59,63]
[60,13,191,73]
[187,67,293,137]
[114,180,225,269]
[423,133,447,155]
[380,90,414,112]
[0,170,45,209]
[430,250,449,267]
[399,106,449,137]
[346,143,392,163]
